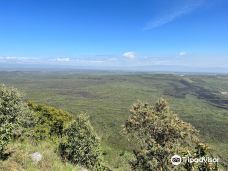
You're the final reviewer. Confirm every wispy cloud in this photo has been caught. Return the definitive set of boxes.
[0,56,38,63]
[144,0,205,30]
[0,56,24,61]
[123,51,137,59]
[73,59,105,64]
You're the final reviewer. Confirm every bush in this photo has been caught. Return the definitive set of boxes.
[59,113,109,170]
[0,123,13,159]
[0,84,34,158]
[184,143,221,171]
[123,98,199,171]
[28,102,72,140]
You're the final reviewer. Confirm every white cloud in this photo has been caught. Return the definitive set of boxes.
[5,57,18,60]
[56,58,70,62]
[0,56,20,60]
[75,59,105,63]
[123,51,137,59]
[179,51,187,56]
[0,56,41,64]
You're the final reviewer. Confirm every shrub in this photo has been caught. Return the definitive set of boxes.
[28,102,72,140]
[184,143,221,171]
[0,123,13,159]
[59,113,109,170]
[0,84,34,158]
[123,98,200,171]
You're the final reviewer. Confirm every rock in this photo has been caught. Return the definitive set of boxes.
[221,91,228,95]
[30,152,42,163]
[80,168,88,171]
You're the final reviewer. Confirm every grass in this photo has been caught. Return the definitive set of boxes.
[0,71,227,169]
[0,139,80,171]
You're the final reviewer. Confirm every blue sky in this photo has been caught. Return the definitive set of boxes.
[0,0,228,71]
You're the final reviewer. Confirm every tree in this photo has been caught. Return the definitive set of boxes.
[0,84,34,158]
[123,98,199,171]
[59,113,110,170]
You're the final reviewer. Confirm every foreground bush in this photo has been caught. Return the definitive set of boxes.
[183,143,221,171]
[28,102,73,140]
[59,113,110,170]
[0,84,34,159]
[0,123,13,159]
[123,98,200,171]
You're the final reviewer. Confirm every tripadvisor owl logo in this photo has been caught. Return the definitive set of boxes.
[171,155,182,166]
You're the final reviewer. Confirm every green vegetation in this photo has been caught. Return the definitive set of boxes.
[123,99,220,171]
[185,143,220,171]
[0,71,227,170]
[59,113,109,170]
[0,140,80,171]
[0,122,13,159]
[123,99,198,170]
[0,84,110,170]
[0,84,34,159]
[27,102,72,140]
